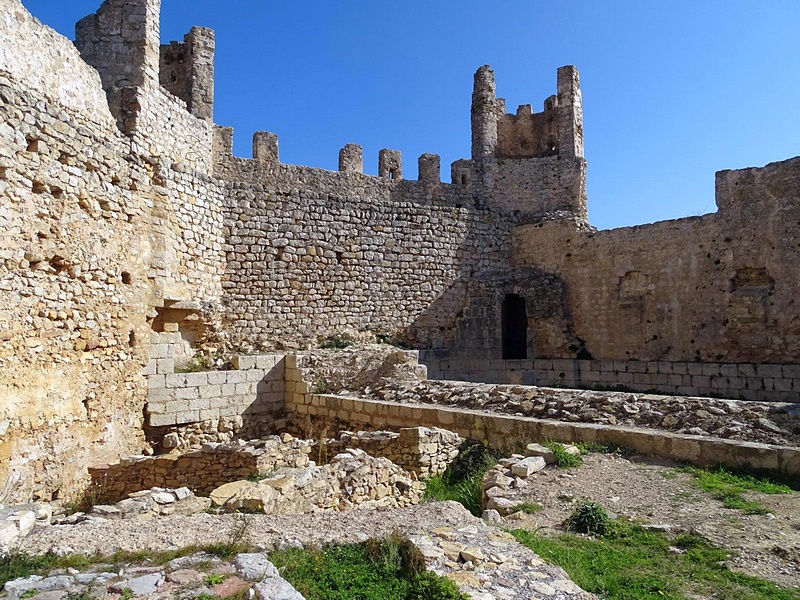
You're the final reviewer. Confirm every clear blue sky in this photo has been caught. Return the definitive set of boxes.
[20,0,800,230]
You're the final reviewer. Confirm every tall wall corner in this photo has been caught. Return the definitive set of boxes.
[556,65,584,159]
[75,0,162,92]
[339,144,363,173]
[471,65,500,163]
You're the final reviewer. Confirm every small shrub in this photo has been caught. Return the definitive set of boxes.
[311,379,329,394]
[543,442,582,468]
[424,441,501,517]
[564,500,611,536]
[443,441,501,484]
[175,355,209,373]
[319,335,353,350]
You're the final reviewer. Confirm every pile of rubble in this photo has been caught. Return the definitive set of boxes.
[481,444,568,516]
[211,449,426,514]
[365,380,800,446]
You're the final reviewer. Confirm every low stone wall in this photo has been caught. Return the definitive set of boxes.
[317,427,461,478]
[145,354,286,434]
[421,353,800,403]
[89,435,311,502]
[285,392,800,477]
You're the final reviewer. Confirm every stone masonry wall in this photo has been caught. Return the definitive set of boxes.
[0,0,225,502]
[321,427,461,478]
[145,354,287,445]
[285,392,800,477]
[215,147,514,349]
[421,354,800,402]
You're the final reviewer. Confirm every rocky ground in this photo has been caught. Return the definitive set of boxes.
[363,379,800,447]
[10,503,595,600]
[499,452,800,591]
[6,454,800,598]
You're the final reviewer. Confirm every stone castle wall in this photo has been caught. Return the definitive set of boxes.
[214,145,513,348]
[1,0,798,504]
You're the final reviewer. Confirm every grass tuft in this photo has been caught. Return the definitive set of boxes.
[564,500,612,536]
[423,441,501,516]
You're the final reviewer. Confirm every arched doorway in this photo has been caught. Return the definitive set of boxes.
[502,293,527,359]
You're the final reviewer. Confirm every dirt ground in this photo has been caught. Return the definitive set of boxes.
[502,453,800,590]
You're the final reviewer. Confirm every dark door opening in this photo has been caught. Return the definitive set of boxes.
[502,293,528,359]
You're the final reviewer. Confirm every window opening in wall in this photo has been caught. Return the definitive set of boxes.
[461,174,469,185]
[502,293,528,359]
[389,168,396,180]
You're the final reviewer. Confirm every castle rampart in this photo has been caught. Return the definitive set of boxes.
[0,0,798,503]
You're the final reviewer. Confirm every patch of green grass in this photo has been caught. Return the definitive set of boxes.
[678,466,792,515]
[424,475,483,517]
[543,442,582,468]
[20,589,38,599]
[509,502,543,515]
[0,542,256,590]
[269,535,468,600]
[119,588,134,600]
[512,523,799,600]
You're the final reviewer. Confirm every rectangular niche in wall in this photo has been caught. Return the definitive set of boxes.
[502,293,528,359]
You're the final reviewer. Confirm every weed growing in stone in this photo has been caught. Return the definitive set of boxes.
[119,588,134,600]
[269,535,468,600]
[318,335,353,350]
[678,466,792,515]
[512,523,798,600]
[20,589,37,599]
[203,573,227,586]
[423,441,501,516]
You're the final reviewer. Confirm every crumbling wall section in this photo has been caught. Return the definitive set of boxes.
[513,157,800,365]
[0,0,153,503]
